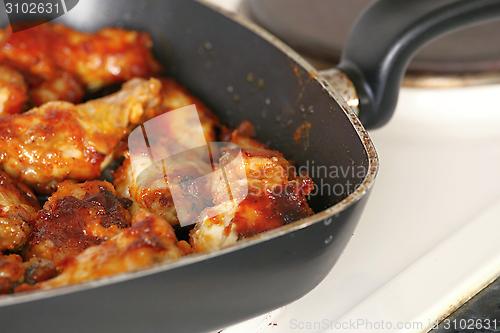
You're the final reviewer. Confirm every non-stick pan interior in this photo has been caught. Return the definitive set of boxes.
[2,0,370,212]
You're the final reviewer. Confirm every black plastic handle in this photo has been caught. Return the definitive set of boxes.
[338,0,500,129]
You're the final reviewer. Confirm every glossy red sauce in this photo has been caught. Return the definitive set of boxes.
[26,188,132,265]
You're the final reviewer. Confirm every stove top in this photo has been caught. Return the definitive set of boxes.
[204,1,500,332]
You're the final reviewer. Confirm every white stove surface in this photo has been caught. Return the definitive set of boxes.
[205,1,500,332]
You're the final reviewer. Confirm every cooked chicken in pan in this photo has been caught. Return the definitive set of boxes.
[0,253,24,293]
[113,78,220,225]
[190,124,315,252]
[0,24,315,294]
[0,24,160,107]
[0,170,39,252]
[25,181,132,267]
[0,65,28,115]
[0,254,57,294]
[153,78,220,142]
[29,72,84,108]
[38,210,183,289]
[0,78,161,193]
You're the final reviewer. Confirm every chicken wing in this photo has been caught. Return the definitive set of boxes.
[190,124,315,252]
[0,254,24,294]
[29,72,84,107]
[38,210,183,289]
[0,65,27,115]
[151,78,220,142]
[113,78,219,224]
[0,20,318,295]
[0,170,39,251]
[113,156,177,224]
[0,255,59,294]
[0,78,161,192]
[0,24,160,105]
[25,181,132,267]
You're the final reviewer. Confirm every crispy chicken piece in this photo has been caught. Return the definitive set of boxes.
[38,210,182,289]
[25,181,132,267]
[30,72,84,106]
[190,124,315,252]
[0,65,27,115]
[113,78,219,224]
[0,78,161,193]
[117,116,314,252]
[1,255,58,294]
[115,83,314,247]
[151,78,220,142]
[0,170,39,251]
[0,24,160,105]
[221,120,268,150]
[0,254,25,294]
[113,156,177,224]
[22,257,57,285]
[114,150,214,227]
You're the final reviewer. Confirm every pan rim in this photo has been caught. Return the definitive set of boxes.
[0,0,379,307]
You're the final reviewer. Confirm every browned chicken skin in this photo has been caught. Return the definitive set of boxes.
[38,210,182,289]
[0,254,24,293]
[25,181,132,267]
[0,24,160,105]
[113,78,219,225]
[113,83,314,253]
[29,72,84,107]
[0,170,39,251]
[0,255,57,294]
[152,78,220,142]
[190,123,314,252]
[0,65,27,115]
[0,78,315,293]
[0,78,161,193]
[114,156,178,225]
[0,23,315,295]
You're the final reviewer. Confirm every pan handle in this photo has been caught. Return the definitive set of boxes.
[331,0,500,129]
